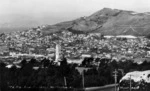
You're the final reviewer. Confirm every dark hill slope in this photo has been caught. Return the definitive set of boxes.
[41,8,150,36]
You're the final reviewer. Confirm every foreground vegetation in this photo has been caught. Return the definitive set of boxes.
[1,57,150,91]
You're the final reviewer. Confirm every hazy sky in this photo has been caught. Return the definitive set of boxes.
[1,0,150,28]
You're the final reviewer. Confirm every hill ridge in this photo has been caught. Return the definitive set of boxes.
[24,8,150,36]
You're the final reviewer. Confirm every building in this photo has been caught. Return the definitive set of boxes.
[55,44,61,62]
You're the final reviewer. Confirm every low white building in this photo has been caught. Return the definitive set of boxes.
[116,35,137,39]
[120,70,150,83]
[67,58,83,65]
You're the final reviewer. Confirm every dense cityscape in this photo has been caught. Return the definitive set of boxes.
[0,26,150,66]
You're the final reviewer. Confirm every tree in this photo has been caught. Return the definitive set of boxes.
[81,57,94,67]
[0,62,9,91]
[60,57,69,76]
[20,59,27,67]
[41,58,50,68]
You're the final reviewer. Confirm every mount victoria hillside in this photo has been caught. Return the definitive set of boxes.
[41,8,150,36]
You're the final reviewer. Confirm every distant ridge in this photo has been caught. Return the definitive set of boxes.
[2,8,150,36]
[40,8,150,36]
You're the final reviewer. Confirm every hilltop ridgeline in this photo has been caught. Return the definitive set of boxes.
[41,8,150,36]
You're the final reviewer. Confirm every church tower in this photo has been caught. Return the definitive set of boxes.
[55,44,61,62]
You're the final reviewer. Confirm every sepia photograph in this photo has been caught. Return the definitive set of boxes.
[1,0,150,91]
